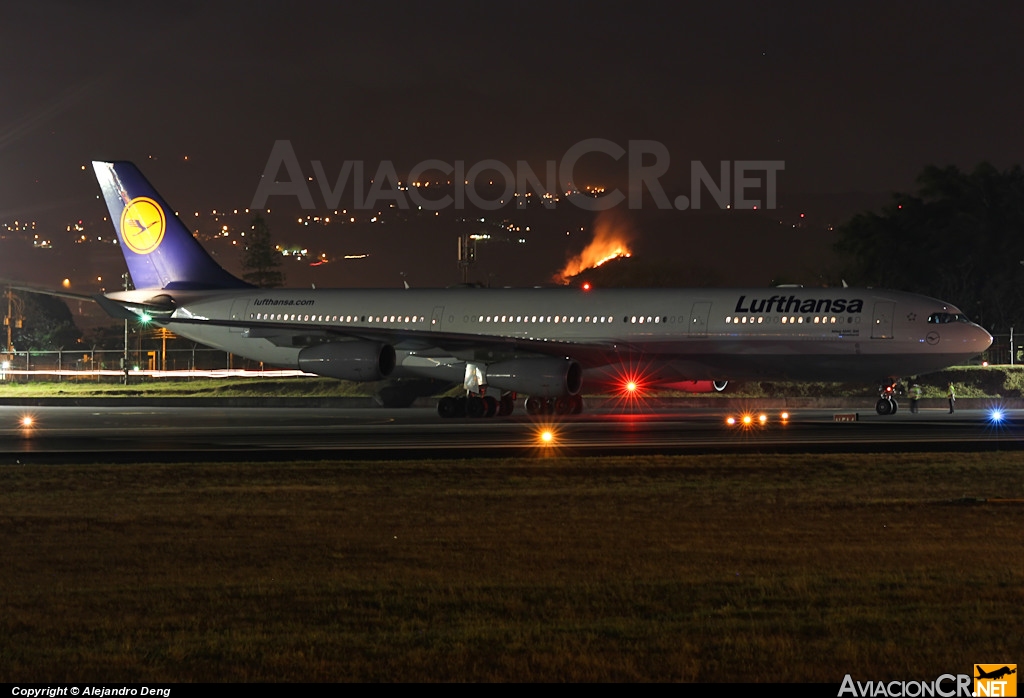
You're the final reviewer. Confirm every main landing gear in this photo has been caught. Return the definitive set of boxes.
[875,379,904,415]
[525,394,583,416]
[437,392,516,418]
[436,393,584,418]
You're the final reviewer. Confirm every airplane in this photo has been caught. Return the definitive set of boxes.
[83,160,990,417]
[976,667,1016,681]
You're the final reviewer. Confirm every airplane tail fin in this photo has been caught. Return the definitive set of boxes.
[92,161,251,291]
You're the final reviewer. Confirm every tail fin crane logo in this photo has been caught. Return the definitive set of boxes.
[119,196,166,255]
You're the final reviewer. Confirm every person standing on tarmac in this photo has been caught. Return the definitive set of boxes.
[910,383,921,413]
[947,382,956,413]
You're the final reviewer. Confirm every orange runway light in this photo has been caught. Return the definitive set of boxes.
[535,426,557,446]
[727,412,771,429]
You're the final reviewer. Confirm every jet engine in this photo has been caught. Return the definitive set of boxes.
[297,341,396,381]
[485,358,582,398]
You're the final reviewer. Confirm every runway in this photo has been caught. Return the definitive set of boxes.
[1,403,1020,463]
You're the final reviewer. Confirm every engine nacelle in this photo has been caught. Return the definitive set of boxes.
[664,380,729,393]
[486,358,582,398]
[297,341,396,381]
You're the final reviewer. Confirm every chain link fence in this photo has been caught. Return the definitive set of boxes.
[984,334,1018,366]
[0,347,307,382]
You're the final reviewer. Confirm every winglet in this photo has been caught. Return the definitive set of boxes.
[92,161,251,291]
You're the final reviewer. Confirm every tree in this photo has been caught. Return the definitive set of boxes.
[12,292,82,351]
[241,215,285,288]
[835,163,1024,332]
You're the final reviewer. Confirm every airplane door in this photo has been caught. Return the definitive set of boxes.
[871,301,895,339]
[688,302,711,337]
[430,305,445,331]
[229,298,250,334]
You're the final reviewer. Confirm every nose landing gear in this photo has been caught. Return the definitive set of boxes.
[875,380,903,415]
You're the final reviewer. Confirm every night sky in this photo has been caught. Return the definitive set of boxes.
[3,1,1024,289]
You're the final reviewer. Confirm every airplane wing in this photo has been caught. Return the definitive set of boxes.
[0,279,96,303]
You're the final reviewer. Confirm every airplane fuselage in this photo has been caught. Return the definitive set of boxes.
[107,285,992,386]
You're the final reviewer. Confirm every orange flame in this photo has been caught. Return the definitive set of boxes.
[555,210,634,284]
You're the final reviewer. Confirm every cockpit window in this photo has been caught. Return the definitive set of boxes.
[927,312,970,324]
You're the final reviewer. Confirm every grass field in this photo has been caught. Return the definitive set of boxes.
[0,376,374,398]
[2,364,1022,399]
[1,453,1021,682]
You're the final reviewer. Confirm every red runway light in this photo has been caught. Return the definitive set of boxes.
[604,361,658,413]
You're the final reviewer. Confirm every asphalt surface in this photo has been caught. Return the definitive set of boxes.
[0,404,1019,463]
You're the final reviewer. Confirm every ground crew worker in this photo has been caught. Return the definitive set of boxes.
[910,383,921,413]
[947,382,956,413]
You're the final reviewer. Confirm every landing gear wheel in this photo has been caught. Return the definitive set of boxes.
[875,397,898,416]
[525,396,545,415]
[554,396,573,415]
[466,396,486,418]
[438,396,466,418]
[438,396,457,418]
[482,395,498,418]
[570,394,584,415]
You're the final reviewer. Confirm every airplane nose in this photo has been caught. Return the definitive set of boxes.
[975,324,994,350]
